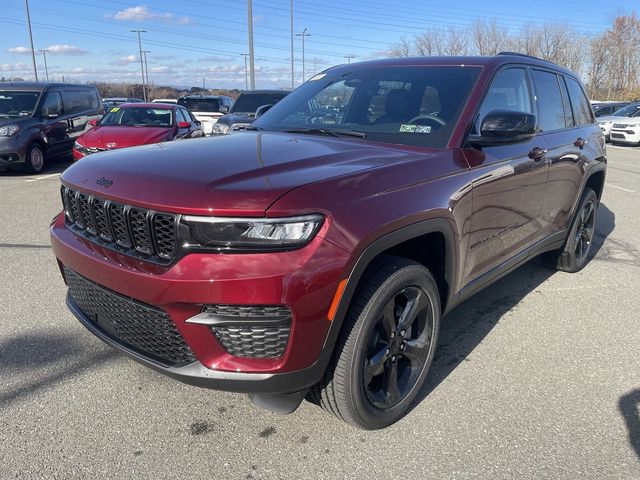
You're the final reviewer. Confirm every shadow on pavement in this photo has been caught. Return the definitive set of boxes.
[619,389,640,460]
[0,154,73,177]
[415,201,616,405]
[0,331,117,409]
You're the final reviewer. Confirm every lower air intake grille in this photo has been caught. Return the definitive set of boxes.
[212,324,291,359]
[64,267,196,367]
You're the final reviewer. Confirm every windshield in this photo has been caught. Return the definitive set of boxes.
[99,107,173,127]
[253,66,481,148]
[0,91,40,118]
[178,98,220,112]
[231,93,287,115]
[612,104,640,117]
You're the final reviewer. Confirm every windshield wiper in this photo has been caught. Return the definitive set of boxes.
[244,125,262,131]
[283,128,366,139]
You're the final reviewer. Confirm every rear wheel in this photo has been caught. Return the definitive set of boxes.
[23,143,45,174]
[310,257,440,429]
[543,188,598,273]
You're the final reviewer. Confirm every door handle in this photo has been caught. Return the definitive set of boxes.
[528,147,548,161]
[574,137,588,148]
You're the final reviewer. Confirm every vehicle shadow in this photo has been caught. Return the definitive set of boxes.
[414,202,616,405]
[0,330,117,410]
[619,389,640,460]
[0,153,73,177]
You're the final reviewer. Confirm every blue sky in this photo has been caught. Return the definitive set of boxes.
[1,0,634,89]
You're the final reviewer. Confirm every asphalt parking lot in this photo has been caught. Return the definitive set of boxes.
[1,145,639,479]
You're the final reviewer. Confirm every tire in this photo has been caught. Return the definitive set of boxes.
[309,256,441,429]
[23,143,45,174]
[543,188,598,273]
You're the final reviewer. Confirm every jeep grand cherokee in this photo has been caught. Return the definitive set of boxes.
[50,54,606,429]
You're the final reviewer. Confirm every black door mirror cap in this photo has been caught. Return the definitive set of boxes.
[469,110,537,146]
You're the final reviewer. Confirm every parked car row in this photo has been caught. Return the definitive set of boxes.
[596,102,640,145]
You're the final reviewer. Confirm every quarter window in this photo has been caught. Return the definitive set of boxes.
[531,70,565,132]
[40,91,63,117]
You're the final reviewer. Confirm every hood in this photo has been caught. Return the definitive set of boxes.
[61,131,438,216]
[216,113,255,126]
[78,126,171,149]
[598,115,632,123]
[612,118,640,126]
[0,116,32,127]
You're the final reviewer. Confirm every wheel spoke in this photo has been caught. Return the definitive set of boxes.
[385,361,400,407]
[397,288,428,332]
[402,337,429,364]
[380,300,396,339]
[583,202,594,224]
[364,347,388,385]
[582,226,593,243]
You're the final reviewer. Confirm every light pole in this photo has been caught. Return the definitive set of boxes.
[240,53,250,90]
[131,30,147,101]
[344,55,355,64]
[37,49,50,80]
[296,28,310,83]
[24,0,38,81]
[247,0,256,89]
[290,0,294,88]
[142,50,150,99]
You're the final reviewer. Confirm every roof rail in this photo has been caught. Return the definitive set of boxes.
[497,51,550,62]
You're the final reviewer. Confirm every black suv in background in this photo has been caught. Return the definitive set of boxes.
[212,89,289,134]
[0,82,102,173]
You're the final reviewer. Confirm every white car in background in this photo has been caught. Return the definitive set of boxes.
[151,98,177,104]
[610,117,640,145]
[597,103,640,141]
[177,95,234,135]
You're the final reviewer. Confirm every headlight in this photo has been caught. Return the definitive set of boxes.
[598,121,612,125]
[212,123,230,134]
[73,141,83,149]
[182,214,324,251]
[0,125,19,136]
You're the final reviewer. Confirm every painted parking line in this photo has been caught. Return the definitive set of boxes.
[608,145,640,151]
[606,183,636,193]
[25,173,61,182]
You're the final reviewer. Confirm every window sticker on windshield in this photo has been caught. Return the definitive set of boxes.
[110,107,120,112]
[415,125,432,134]
[399,124,416,133]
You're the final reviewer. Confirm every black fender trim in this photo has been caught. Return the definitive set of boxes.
[320,218,458,353]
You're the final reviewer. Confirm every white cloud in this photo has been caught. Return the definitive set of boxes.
[7,46,31,54]
[47,44,89,56]
[111,55,140,66]
[110,5,191,25]
[198,56,235,63]
[150,66,173,74]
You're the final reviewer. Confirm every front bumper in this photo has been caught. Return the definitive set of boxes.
[610,129,640,144]
[50,212,349,393]
[0,135,27,166]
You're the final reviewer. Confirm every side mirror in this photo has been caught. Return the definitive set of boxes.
[43,107,60,118]
[219,105,229,114]
[88,119,98,127]
[468,110,537,146]
[255,104,273,118]
[178,121,191,129]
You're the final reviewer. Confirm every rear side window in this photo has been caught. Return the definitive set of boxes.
[40,91,63,116]
[531,70,565,132]
[475,68,532,133]
[565,77,594,126]
[62,90,95,115]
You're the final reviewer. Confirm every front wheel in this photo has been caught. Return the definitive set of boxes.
[543,188,598,273]
[309,257,441,429]
[23,143,45,174]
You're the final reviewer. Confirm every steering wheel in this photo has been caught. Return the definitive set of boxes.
[407,114,446,127]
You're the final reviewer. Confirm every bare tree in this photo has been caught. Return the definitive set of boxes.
[414,27,470,56]
[472,19,509,55]
[388,35,412,58]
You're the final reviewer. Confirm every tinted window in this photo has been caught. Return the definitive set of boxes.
[178,98,221,112]
[176,108,189,123]
[0,90,40,118]
[565,77,593,126]
[254,66,481,148]
[62,90,95,115]
[476,68,532,133]
[40,91,64,117]
[231,93,288,114]
[612,104,640,118]
[531,70,565,131]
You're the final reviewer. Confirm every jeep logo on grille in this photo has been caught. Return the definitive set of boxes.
[96,177,113,188]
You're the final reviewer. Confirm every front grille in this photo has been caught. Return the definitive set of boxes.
[64,266,196,367]
[203,304,291,318]
[212,325,291,358]
[62,186,177,263]
[612,123,628,129]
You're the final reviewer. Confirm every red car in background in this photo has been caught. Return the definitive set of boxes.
[72,103,203,160]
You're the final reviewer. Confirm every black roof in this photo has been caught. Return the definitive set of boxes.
[239,89,290,94]
[0,81,96,91]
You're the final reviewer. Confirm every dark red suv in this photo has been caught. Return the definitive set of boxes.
[50,54,606,429]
